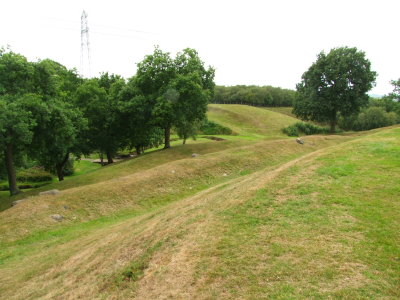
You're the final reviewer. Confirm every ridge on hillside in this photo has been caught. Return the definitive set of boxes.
[207,104,299,138]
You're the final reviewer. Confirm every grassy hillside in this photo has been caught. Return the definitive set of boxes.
[0,105,398,299]
[0,104,297,210]
[207,104,298,139]
[264,106,296,118]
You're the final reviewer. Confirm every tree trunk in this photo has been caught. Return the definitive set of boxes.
[329,119,337,134]
[106,151,113,164]
[55,153,69,181]
[135,146,142,156]
[56,165,64,181]
[183,137,186,145]
[4,143,20,196]
[164,127,171,149]
[99,152,104,166]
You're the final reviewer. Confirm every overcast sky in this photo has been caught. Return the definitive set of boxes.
[1,0,399,95]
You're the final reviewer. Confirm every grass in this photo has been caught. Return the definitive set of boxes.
[0,104,398,299]
[264,106,296,118]
[71,159,102,176]
[195,127,400,298]
[207,104,298,139]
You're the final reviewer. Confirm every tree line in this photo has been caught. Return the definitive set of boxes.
[0,47,215,195]
[212,85,296,107]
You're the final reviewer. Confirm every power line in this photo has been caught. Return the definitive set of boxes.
[44,16,159,36]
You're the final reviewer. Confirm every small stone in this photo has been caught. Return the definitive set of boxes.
[223,173,228,177]
[296,138,304,145]
[11,199,27,206]
[171,170,176,174]
[39,189,60,196]
[192,153,199,158]
[63,205,69,210]
[51,214,64,222]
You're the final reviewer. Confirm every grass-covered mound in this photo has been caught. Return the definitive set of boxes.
[207,104,298,139]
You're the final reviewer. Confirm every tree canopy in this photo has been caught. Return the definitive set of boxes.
[293,47,377,132]
[212,85,295,107]
[0,46,216,196]
[136,47,215,148]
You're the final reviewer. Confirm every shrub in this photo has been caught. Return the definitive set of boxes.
[16,166,53,182]
[199,120,233,135]
[339,107,399,131]
[282,122,328,137]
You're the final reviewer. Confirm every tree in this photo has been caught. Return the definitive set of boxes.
[26,59,88,181]
[118,78,163,155]
[136,47,215,148]
[390,79,400,102]
[0,95,40,195]
[173,49,215,144]
[293,47,377,133]
[30,99,87,181]
[76,76,123,164]
[136,47,176,148]
[0,49,36,195]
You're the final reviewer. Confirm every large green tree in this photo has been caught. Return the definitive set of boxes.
[28,59,88,181]
[135,47,175,148]
[118,77,163,155]
[31,99,87,181]
[76,75,124,164]
[293,47,377,133]
[0,49,36,195]
[173,49,215,144]
[136,47,215,148]
[0,95,40,195]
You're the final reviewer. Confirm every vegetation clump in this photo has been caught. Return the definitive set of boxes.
[282,122,329,136]
[339,96,400,131]
[199,120,233,135]
[16,166,53,182]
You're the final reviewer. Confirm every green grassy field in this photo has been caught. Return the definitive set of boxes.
[0,105,398,299]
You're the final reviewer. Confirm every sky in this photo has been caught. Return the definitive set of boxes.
[1,0,399,95]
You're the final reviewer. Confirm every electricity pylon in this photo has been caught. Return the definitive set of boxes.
[80,10,91,78]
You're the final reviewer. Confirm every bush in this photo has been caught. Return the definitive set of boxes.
[199,120,233,135]
[16,166,53,182]
[339,107,399,131]
[282,122,329,137]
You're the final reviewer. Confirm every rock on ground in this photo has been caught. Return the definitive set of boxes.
[39,189,60,196]
[296,138,304,145]
[11,199,27,206]
[51,214,64,222]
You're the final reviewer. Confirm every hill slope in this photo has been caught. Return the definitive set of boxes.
[0,105,399,299]
[207,104,298,138]
[0,104,297,210]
